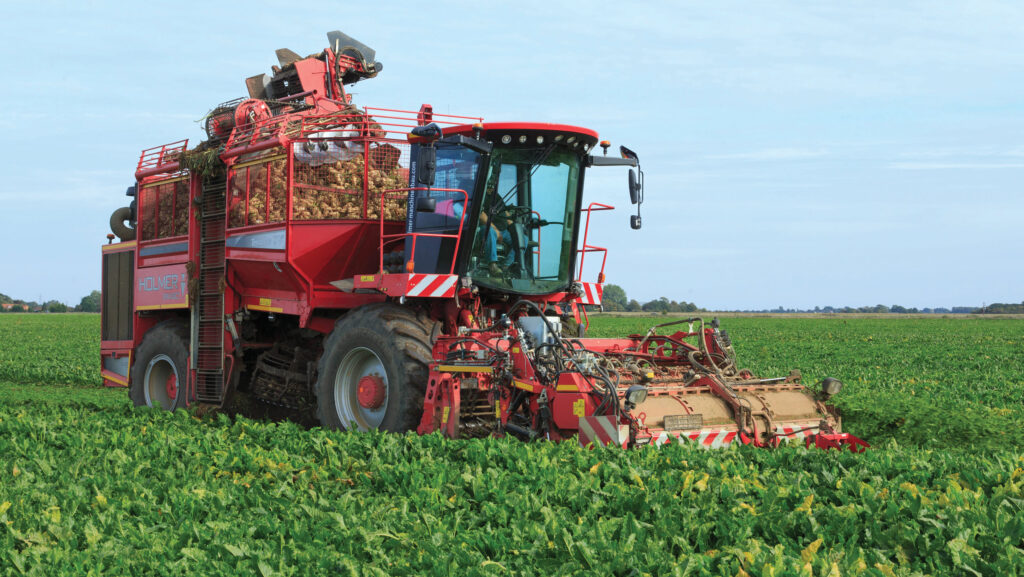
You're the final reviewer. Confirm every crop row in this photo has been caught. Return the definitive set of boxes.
[0,315,99,387]
[0,391,1021,576]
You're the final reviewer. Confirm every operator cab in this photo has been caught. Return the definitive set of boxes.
[408,123,598,295]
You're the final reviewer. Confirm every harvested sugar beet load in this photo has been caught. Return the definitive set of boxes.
[102,30,867,453]
[224,113,406,226]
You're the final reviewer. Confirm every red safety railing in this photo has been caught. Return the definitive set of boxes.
[364,107,483,138]
[227,105,483,152]
[300,107,482,142]
[377,187,469,275]
[576,202,614,282]
[224,116,300,153]
[137,140,188,174]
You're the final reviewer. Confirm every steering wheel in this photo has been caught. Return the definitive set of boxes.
[494,205,533,223]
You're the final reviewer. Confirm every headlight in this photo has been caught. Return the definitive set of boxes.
[625,385,648,406]
[820,377,843,397]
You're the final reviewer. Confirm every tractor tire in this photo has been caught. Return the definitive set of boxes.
[315,303,437,432]
[130,320,189,411]
[110,206,136,241]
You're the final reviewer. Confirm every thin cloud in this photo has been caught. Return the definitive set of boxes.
[705,148,828,161]
[889,162,1024,170]
[896,146,1024,159]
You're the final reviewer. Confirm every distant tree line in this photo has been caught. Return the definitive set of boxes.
[600,285,702,313]
[0,291,100,313]
[597,286,1020,315]
[977,302,1024,314]
[750,304,981,314]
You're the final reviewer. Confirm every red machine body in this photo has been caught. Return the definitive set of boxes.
[100,32,865,452]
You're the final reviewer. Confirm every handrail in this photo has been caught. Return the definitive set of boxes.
[531,210,542,277]
[364,106,483,123]
[378,187,469,276]
[135,139,188,180]
[576,202,614,282]
[224,105,484,155]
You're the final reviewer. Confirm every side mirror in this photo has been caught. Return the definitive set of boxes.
[630,215,642,230]
[416,146,436,186]
[416,196,437,212]
[628,169,639,205]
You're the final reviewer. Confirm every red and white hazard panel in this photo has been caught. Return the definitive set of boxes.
[578,415,629,449]
[773,423,820,443]
[577,283,603,305]
[405,274,459,298]
[653,429,739,449]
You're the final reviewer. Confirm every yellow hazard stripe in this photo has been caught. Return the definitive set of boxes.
[247,304,284,313]
[103,372,128,386]
[437,365,493,373]
[136,294,188,311]
[136,303,188,311]
[513,380,535,391]
[102,241,137,252]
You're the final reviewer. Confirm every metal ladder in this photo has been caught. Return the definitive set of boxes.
[192,175,228,404]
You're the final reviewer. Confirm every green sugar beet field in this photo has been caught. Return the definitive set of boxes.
[0,314,1021,576]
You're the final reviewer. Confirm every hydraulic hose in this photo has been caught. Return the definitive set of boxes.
[109,207,136,241]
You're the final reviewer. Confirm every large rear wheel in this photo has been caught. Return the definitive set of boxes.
[130,320,189,410]
[315,304,436,432]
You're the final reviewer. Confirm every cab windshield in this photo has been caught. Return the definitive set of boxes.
[469,147,580,294]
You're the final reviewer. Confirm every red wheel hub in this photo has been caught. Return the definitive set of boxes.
[165,373,178,400]
[356,375,386,409]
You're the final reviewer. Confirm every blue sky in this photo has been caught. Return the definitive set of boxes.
[1,1,1021,309]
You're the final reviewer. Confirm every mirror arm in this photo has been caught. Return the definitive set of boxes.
[587,155,638,168]
[441,134,493,154]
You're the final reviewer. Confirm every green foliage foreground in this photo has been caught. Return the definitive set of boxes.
[0,391,1021,576]
[1,315,1023,574]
